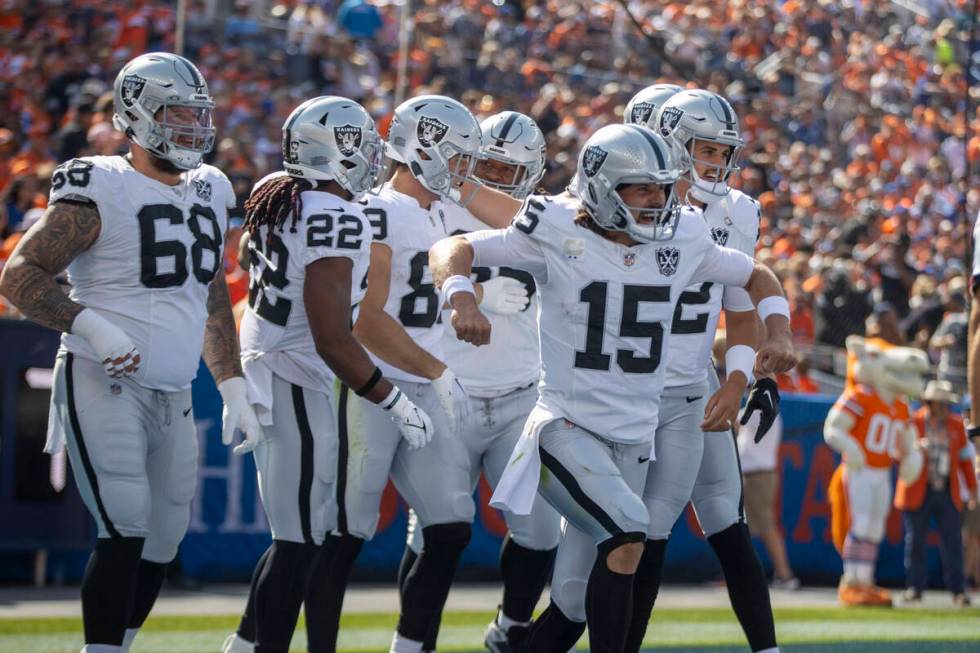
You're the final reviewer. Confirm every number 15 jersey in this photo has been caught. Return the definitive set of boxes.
[465,194,756,445]
[50,155,232,392]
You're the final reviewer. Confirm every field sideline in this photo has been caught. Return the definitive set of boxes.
[2,606,978,652]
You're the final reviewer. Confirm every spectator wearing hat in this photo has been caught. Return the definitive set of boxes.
[895,380,977,606]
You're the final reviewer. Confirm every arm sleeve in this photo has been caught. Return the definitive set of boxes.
[835,389,866,420]
[49,158,100,205]
[691,242,754,287]
[302,214,367,267]
[465,226,549,281]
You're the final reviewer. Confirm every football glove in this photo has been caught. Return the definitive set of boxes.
[71,308,141,378]
[740,377,780,443]
[480,276,529,315]
[384,388,434,450]
[431,367,471,433]
[217,377,267,455]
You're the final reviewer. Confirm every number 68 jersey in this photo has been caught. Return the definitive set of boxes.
[51,155,233,392]
[465,194,756,446]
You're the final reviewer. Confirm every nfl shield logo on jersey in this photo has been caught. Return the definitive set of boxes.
[120,74,146,107]
[710,226,729,246]
[659,107,684,136]
[630,102,655,125]
[334,125,362,156]
[193,179,212,202]
[623,252,637,267]
[582,146,608,178]
[417,116,449,147]
[655,246,679,276]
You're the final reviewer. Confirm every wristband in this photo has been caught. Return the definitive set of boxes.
[380,386,403,411]
[757,296,790,322]
[442,274,476,306]
[725,345,756,382]
[355,367,383,397]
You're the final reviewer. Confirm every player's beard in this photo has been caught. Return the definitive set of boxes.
[149,151,185,176]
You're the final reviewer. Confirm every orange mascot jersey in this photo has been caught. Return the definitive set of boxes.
[831,384,910,469]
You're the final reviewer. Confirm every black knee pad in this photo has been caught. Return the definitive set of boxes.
[596,530,646,559]
[421,522,472,556]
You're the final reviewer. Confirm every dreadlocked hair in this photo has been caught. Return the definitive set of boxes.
[243,175,314,244]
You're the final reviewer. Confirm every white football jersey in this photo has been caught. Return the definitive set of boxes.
[440,202,540,397]
[465,194,755,445]
[361,184,450,384]
[663,188,760,388]
[972,209,980,293]
[51,155,232,391]
[239,172,371,394]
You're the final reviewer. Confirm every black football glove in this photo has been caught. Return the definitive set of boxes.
[740,377,780,443]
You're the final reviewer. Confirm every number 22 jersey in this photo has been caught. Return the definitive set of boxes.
[466,194,756,445]
[50,155,232,392]
[239,172,371,396]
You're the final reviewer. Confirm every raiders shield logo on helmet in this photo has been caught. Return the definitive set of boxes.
[417,116,449,147]
[582,146,608,178]
[655,246,680,276]
[630,102,655,125]
[334,125,362,157]
[193,179,212,202]
[120,74,147,108]
[659,107,684,136]
[710,226,729,246]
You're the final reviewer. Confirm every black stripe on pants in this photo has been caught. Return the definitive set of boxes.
[291,384,315,545]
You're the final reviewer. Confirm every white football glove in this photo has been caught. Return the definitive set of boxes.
[431,368,471,433]
[383,387,434,450]
[480,276,529,315]
[217,377,267,455]
[71,308,141,378]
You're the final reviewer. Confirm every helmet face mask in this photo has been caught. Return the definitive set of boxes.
[574,124,684,243]
[474,111,546,198]
[281,95,383,200]
[113,52,216,170]
[386,95,483,196]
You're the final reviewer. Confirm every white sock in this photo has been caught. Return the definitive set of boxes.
[120,628,138,652]
[756,648,780,653]
[389,632,424,653]
[81,646,122,653]
[856,560,874,585]
[222,633,255,653]
[497,609,528,631]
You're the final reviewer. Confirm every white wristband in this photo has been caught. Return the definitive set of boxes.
[725,345,756,382]
[441,274,476,306]
[380,385,403,411]
[757,296,790,322]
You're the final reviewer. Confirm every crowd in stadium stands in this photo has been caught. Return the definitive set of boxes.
[0,0,975,392]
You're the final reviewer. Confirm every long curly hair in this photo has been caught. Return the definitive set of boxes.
[242,174,313,243]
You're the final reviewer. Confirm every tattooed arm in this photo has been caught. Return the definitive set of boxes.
[202,271,243,385]
[0,200,100,331]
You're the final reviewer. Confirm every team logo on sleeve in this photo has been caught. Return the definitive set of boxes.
[417,116,449,147]
[630,102,655,125]
[710,226,729,246]
[193,179,212,201]
[582,146,608,178]
[659,107,684,136]
[655,246,680,276]
[120,74,147,107]
[334,125,362,156]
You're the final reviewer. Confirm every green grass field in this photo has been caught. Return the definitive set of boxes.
[1,607,978,652]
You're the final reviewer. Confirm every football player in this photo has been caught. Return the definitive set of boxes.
[0,53,264,653]
[399,111,561,653]
[309,95,523,653]
[970,209,980,475]
[430,123,798,652]
[220,97,434,653]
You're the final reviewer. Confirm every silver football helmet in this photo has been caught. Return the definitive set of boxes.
[624,83,684,129]
[656,89,744,202]
[281,96,383,200]
[386,95,483,196]
[474,111,546,199]
[574,124,685,243]
[112,52,215,170]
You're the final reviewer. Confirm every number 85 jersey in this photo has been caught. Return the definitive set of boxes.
[51,155,232,392]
